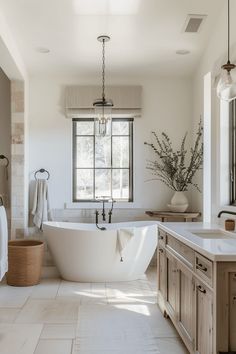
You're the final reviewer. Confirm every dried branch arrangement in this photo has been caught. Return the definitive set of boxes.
[144,120,203,192]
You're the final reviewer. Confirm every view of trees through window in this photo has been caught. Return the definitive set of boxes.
[73,119,133,201]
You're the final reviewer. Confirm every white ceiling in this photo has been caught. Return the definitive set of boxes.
[0,0,224,77]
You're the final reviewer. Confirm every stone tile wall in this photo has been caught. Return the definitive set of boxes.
[11,80,25,239]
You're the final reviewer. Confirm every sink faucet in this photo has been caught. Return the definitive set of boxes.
[218,210,236,218]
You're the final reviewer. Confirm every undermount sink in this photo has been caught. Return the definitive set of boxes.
[188,229,236,240]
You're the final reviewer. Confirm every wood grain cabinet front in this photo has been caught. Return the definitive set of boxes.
[177,261,195,351]
[166,251,178,319]
[195,279,213,354]
[157,246,166,301]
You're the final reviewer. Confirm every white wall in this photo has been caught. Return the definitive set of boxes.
[0,68,11,159]
[0,68,11,210]
[29,74,194,219]
[193,1,236,220]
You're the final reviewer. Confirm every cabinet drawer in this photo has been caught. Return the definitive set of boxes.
[158,228,166,245]
[166,233,194,267]
[195,253,213,285]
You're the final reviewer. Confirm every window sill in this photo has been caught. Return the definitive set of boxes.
[65,202,138,209]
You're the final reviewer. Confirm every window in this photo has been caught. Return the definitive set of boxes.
[73,118,133,202]
[230,100,236,204]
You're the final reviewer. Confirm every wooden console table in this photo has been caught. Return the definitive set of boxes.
[145,211,200,222]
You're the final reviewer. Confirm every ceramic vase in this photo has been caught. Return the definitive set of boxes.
[168,191,188,212]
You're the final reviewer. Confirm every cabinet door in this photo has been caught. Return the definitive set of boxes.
[157,246,166,300]
[178,262,195,351]
[166,251,178,318]
[195,280,213,354]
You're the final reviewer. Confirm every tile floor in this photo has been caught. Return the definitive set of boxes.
[0,267,188,354]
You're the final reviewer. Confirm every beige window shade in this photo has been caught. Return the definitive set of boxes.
[65,86,142,118]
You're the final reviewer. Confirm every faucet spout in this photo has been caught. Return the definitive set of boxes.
[218,210,236,218]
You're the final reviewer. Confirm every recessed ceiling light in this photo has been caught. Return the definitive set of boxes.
[176,50,190,55]
[35,47,50,53]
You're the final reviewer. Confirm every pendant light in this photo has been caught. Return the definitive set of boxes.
[217,0,236,102]
[93,35,113,137]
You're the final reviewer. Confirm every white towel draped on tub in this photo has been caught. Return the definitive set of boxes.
[32,179,52,230]
[117,228,135,262]
[0,205,8,281]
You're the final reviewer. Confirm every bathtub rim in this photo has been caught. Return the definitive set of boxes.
[43,220,159,232]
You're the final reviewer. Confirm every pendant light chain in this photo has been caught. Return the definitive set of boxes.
[102,38,106,102]
[228,0,230,63]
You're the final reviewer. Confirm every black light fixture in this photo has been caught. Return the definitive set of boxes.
[93,35,113,137]
[217,0,236,101]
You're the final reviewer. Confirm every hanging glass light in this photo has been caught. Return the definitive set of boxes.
[93,35,113,137]
[217,0,236,102]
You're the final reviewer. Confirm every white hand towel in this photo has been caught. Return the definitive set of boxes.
[0,206,8,281]
[117,228,135,262]
[0,166,9,207]
[32,179,52,230]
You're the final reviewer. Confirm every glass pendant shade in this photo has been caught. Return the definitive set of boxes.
[217,69,236,102]
[217,0,236,102]
[94,103,112,137]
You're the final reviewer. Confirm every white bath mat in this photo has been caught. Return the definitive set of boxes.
[72,303,187,354]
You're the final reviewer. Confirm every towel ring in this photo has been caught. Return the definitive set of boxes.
[34,168,50,180]
[0,155,9,167]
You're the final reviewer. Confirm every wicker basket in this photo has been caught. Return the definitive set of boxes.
[7,240,44,287]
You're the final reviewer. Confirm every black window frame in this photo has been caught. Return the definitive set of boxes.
[72,118,134,202]
[230,100,236,205]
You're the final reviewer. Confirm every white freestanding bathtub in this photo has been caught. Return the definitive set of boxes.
[43,221,158,282]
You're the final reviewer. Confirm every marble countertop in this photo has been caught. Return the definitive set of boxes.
[159,222,236,261]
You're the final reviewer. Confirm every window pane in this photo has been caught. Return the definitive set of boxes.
[76,121,94,135]
[112,121,129,135]
[76,169,93,199]
[76,137,93,168]
[95,169,111,198]
[95,137,111,168]
[112,137,129,168]
[112,169,129,199]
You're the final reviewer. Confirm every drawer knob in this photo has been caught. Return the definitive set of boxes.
[197,285,206,294]
[158,235,164,240]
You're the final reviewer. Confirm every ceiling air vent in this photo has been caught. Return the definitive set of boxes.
[183,15,207,33]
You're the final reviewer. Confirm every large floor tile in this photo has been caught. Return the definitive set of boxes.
[40,324,76,339]
[0,284,33,308]
[0,324,42,354]
[34,339,72,354]
[15,299,79,324]
[30,278,61,299]
[157,337,189,353]
[57,281,107,304]
[0,308,21,323]
[57,281,92,298]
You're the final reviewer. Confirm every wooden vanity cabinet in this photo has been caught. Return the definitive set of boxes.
[178,261,195,350]
[157,227,232,354]
[157,246,166,301]
[195,279,213,354]
[166,251,178,318]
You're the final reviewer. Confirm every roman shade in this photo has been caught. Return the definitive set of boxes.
[65,86,142,118]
